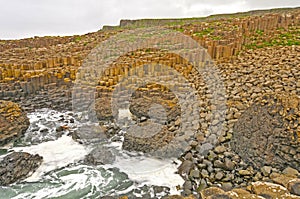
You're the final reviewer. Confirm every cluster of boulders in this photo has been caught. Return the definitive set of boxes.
[171,45,300,198]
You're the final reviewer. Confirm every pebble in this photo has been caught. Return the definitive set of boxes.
[215,171,224,180]
[214,145,227,154]
[224,158,235,171]
[190,169,200,179]
[221,182,233,191]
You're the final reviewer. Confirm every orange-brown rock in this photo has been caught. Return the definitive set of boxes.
[0,100,29,146]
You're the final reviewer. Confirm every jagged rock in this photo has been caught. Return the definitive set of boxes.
[0,100,29,146]
[0,152,43,185]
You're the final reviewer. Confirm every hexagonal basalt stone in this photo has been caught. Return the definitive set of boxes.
[231,94,300,171]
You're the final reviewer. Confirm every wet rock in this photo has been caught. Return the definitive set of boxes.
[84,146,116,165]
[71,124,108,144]
[178,160,194,177]
[0,152,43,185]
[0,100,30,146]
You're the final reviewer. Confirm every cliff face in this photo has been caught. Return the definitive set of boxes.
[0,100,29,146]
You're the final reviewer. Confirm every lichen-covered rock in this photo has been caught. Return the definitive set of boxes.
[0,100,30,146]
[0,152,43,185]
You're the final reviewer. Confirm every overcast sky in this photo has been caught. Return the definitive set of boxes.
[0,0,299,40]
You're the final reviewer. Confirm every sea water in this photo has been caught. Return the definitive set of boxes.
[0,109,184,199]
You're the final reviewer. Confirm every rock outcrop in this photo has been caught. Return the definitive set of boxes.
[231,93,300,171]
[0,152,43,185]
[84,145,116,165]
[0,100,29,146]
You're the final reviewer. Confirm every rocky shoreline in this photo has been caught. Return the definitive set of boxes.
[0,7,299,199]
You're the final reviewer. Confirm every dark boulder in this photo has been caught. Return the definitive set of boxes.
[0,152,43,185]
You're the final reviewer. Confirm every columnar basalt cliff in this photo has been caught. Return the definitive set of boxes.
[0,9,298,102]
[0,7,299,199]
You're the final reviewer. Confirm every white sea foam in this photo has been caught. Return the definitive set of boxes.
[113,156,183,195]
[5,109,184,197]
[14,134,91,182]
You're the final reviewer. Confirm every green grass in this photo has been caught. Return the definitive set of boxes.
[193,28,215,38]
[245,26,300,49]
[74,36,82,42]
